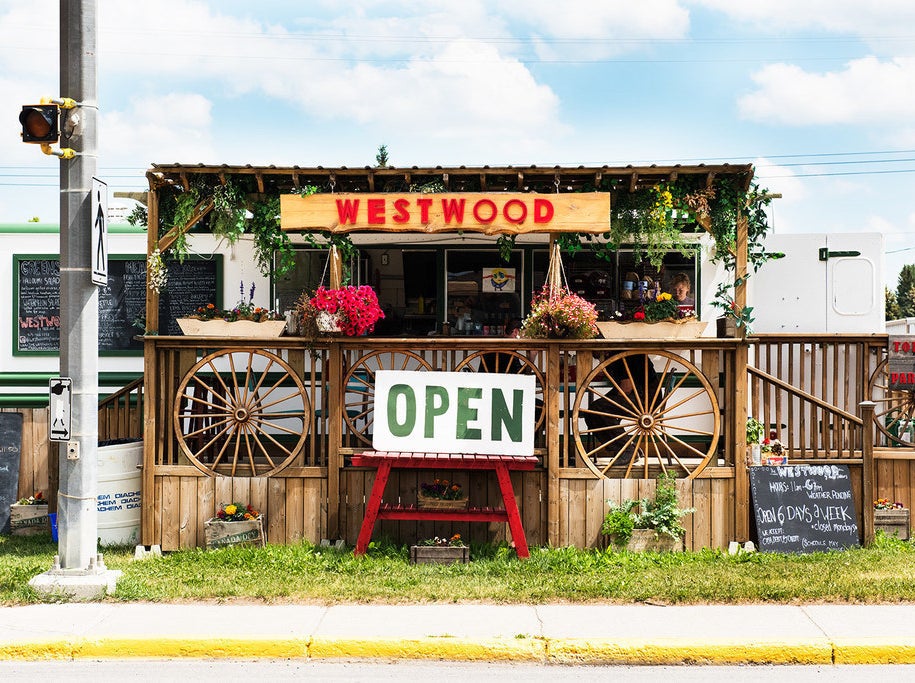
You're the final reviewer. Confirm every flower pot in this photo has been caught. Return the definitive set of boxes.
[716,316,741,338]
[204,516,266,549]
[315,311,343,334]
[875,508,910,540]
[417,494,469,511]
[410,545,470,565]
[10,503,50,536]
[611,528,684,552]
[597,320,708,340]
[176,318,286,338]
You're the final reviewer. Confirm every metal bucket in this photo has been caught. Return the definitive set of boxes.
[97,439,142,546]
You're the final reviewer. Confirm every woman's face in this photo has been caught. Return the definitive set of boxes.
[672,281,690,302]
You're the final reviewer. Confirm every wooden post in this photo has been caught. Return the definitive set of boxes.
[860,400,876,545]
[546,341,561,546]
[734,207,751,541]
[145,185,160,334]
[326,342,343,538]
[329,244,343,289]
[141,185,159,547]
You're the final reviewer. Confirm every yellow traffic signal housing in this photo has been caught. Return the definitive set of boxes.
[19,104,60,143]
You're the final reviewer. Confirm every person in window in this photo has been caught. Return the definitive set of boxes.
[583,353,660,465]
[669,272,695,307]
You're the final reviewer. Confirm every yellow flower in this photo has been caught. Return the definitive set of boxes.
[656,292,672,302]
[225,504,237,516]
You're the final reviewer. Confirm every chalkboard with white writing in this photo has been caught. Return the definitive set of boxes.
[749,464,860,554]
[15,256,221,353]
[0,412,23,534]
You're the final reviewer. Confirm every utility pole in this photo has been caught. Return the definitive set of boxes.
[30,0,120,598]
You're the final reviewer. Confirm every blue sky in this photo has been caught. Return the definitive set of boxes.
[2,0,914,288]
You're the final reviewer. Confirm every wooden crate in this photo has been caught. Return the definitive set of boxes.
[609,528,684,553]
[875,509,910,540]
[204,517,266,549]
[410,545,470,565]
[10,504,50,536]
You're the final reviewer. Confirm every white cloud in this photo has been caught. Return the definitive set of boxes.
[691,0,915,36]
[101,93,216,165]
[738,57,915,126]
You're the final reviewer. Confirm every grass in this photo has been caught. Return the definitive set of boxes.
[3,532,915,604]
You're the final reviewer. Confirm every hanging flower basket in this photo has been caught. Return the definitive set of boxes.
[315,310,343,333]
[298,285,385,337]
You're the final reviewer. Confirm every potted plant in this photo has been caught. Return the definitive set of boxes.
[597,291,705,339]
[761,437,787,466]
[410,533,470,564]
[520,285,598,339]
[601,473,693,552]
[9,491,49,536]
[297,284,385,337]
[417,479,468,510]
[874,498,910,540]
[204,502,265,549]
[177,281,286,337]
[746,418,765,466]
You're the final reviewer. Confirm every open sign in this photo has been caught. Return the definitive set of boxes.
[372,370,535,455]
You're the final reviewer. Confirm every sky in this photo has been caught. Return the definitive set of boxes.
[1,0,914,289]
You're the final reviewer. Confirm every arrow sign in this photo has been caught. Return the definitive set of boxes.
[91,176,108,286]
[49,377,72,442]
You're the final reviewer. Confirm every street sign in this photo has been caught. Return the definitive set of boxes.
[49,377,72,442]
[91,176,108,286]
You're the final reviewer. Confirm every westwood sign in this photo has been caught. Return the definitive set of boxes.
[281,192,611,234]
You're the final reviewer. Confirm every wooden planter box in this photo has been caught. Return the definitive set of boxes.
[597,320,708,340]
[176,318,287,337]
[875,509,910,540]
[204,517,266,549]
[609,528,684,553]
[417,494,469,511]
[410,545,470,565]
[10,504,50,536]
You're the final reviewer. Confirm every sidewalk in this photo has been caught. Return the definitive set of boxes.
[3,603,915,664]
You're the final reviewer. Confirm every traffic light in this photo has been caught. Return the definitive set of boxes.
[19,104,60,144]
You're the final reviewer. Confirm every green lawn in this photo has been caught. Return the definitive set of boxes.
[3,533,915,604]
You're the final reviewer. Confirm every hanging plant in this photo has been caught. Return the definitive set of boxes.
[250,196,295,278]
[608,183,694,269]
[496,234,515,263]
[211,179,247,244]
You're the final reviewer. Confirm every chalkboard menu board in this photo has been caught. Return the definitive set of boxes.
[0,412,23,534]
[15,255,221,353]
[749,464,860,554]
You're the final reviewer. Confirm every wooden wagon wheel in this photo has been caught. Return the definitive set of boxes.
[174,349,310,477]
[868,358,915,448]
[571,350,720,480]
[343,350,432,445]
[454,350,546,430]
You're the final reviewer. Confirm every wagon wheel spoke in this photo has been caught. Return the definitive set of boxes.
[572,350,719,480]
[174,349,311,477]
[868,358,915,448]
[343,350,432,444]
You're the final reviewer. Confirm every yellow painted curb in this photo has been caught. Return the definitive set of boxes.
[0,642,75,661]
[547,639,834,665]
[833,640,915,665]
[309,637,545,661]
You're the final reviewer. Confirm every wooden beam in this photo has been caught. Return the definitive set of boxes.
[157,199,214,253]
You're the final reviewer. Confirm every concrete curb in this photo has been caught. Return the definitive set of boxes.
[4,637,915,664]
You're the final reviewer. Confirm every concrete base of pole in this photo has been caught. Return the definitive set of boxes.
[28,553,121,600]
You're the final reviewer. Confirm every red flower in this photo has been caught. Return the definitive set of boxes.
[633,310,646,321]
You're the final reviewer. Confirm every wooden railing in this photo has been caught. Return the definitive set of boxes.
[98,377,144,442]
[748,335,887,459]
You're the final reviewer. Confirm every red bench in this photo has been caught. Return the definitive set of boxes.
[351,451,539,558]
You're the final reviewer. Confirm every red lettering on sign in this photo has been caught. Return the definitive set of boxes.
[441,198,466,223]
[417,197,433,223]
[473,199,497,223]
[367,198,385,225]
[392,198,410,224]
[503,198,527,224]
[533,198,554,223]
[336,199,360,224]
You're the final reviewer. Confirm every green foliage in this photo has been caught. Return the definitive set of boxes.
[886,288,902,321]
[601,499,638,545]
[210,180,247,243]
[496,234,515,263]
[602,473,694,544]
[608,183,694,269]
[746,417,765,444]
[250,196,294,278]
[375,144,389,168]
[897,264,915,318]
[126,204,147,227]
